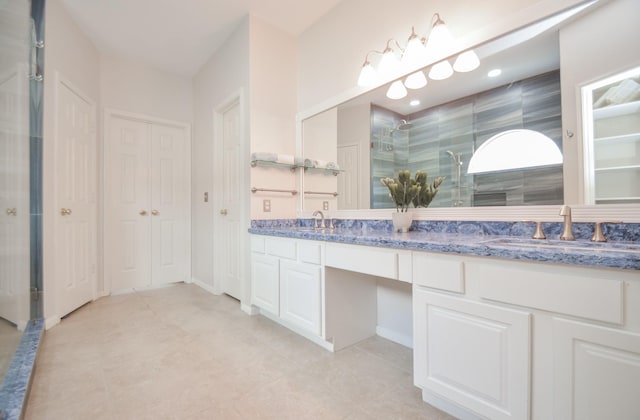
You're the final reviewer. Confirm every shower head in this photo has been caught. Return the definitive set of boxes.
[396,119,413,130]
[446,150,463,166]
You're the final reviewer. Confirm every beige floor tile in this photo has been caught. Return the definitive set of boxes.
[25,283,453,419]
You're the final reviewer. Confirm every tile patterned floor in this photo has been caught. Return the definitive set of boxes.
[25,283,455,419]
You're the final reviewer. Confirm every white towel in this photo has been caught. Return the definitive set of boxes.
[251,152,278,162]
[304,158,314,167]
[251,152,295,165]
[275,154,295,165]
[326,162,340,170]
[314,159,328,168]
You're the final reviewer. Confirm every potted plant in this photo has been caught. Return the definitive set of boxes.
[380,170,445,232]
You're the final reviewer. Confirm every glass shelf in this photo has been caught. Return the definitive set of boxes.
[250,160,297,172]
[250,159,343,176]
[302,165,343,176]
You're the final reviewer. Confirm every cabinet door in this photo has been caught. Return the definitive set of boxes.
[553,318,640,420]
[250,254,279,316]
[413,288,531,420]
[279,260,322,336]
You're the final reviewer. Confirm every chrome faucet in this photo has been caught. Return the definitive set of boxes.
[312,210,325,229]
[559,205,575,241]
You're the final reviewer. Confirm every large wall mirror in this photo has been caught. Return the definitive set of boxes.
[300,0,640,214]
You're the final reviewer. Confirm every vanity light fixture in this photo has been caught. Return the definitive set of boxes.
[488,68,502,78]
[453,50,481,72]
[404,70,428,89]
[410,99,421,106]
[378,39,402,78]
[356,13,481,93]
[386,80,408,99]
[402,27,425,67]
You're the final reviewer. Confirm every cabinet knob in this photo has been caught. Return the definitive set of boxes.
[139,210,148,216]
[5,208,17,216]
[151,209,159,216]
[60,208,72,216]
[220,209,228,216]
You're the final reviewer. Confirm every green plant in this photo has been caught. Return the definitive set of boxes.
[380,170,444,212]
[412,171,446,208]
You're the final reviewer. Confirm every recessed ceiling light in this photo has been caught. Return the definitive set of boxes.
[488,69,502,78]
[410,99,421,106]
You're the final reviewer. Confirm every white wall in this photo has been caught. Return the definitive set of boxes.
[296,0,588,112]
[192,17,250,290]
[100,54,193,123]
[559,0,640,205]
[42,0,101,322]
[249,16,297,220]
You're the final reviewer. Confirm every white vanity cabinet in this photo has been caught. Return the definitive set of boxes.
[553,318,640,420]
[412,251,640,420]
[250,235,324,340]
[412,252,532,420]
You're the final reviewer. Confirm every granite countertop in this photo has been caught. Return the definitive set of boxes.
[249,222,640,271]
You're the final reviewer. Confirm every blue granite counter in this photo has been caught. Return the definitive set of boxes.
[0,319,44,420]
[249,219,640,271]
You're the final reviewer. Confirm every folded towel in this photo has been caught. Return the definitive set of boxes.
[304,158,314,167]
[314,159,328,168]
[251,152,278,162]
[326,162,340,170]
[251,152,295,165]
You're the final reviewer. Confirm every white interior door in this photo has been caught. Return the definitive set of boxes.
[105,116,151,291]
[105,112,190,292]
[0,67,29,327]
[337,144,359,210]
[218,101,242,299]
[150,123,189,285]
[54,77,96,317]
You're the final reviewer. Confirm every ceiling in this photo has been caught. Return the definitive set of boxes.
[60,0,345,77]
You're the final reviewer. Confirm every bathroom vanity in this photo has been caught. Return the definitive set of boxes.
[249,222,640,420]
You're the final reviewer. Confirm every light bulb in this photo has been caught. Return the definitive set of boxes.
[404,71,427,89]
[425,13,454,60]
[386,80,407,99]
[378,48,400,78]
[402,28,424,67]
[357,61,377,87]
[453,50,480,72]
[428,60,453,80]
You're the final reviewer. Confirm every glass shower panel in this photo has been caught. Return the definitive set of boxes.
[0,0,32,380]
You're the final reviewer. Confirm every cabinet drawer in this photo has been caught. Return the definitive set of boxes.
[413,252,465,293]
[251,235,266,253]
[298,241,322,265]
[325,243,398,279]
[467,260,625,324]
[266,237,296,260]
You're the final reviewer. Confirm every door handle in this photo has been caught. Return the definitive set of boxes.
[220,209,228,216]
[60,208,72,216]
[5,208,17,216]
[151,209,159,216]
[139,210,148,216]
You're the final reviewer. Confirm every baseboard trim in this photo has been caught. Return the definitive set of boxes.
[376,326,413,349]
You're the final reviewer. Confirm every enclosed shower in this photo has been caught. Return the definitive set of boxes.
[0,0,45,415]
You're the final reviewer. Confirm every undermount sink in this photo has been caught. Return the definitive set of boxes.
[484,238,640,254]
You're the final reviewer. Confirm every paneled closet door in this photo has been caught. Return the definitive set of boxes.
[106,116,152,291]
[105,112,190,292]
[150,124,189,286]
